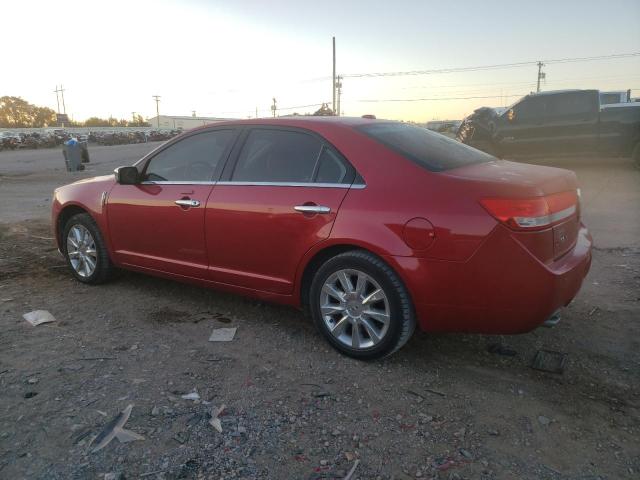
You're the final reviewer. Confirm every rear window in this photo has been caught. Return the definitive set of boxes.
[358,122,493,172]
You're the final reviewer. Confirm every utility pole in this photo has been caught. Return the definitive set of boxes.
[536,62,545,93]
[131,112,137,123]
[54,85,66,114]
[53,85,61,114]
[60,85,66,114]
[336,75,343,116]
[271,98,277,118]
[255,106,258,118]
[332,36,336,114]
[152,95,161,128]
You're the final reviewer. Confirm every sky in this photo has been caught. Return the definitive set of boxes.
[2,0,639,122]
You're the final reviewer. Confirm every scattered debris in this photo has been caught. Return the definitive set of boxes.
[209,404,226,433]
[538,415,551,426]
[72,430,93,445]
[459,448,473,460]
[531,350,567,374]
[173,431,190,444]
[488,343,517,356]
[104,473,124,480]
[181,392,200,401]
[30,235,54,241]
[139,470,166,478]
[91,404,145,453]
[343,459,360,480]
[408,387,446,398]
[433,457,456,471]
[23,310,56,326]
[77,357,116,361]
[24,391,38,399]
[208,327,237,342]
[588,306,599,316]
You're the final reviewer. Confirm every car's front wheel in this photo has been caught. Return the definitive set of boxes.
[63,213,114,284]
[310,250,416,359]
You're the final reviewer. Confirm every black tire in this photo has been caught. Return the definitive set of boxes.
[62,213,114,284]
[309,250,416,360]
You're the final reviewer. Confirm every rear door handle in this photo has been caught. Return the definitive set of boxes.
[294,205,331,214]
[175,199,200,207]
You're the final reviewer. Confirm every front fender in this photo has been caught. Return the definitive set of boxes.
[52,175,116,254]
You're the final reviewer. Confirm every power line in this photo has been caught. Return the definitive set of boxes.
[202,102,326,117]
[341,52,640,79]
[354,93,527,103]
[400,72,640,91]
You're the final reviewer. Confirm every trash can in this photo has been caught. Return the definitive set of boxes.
[79,140,90,163]
[63,138,85,172]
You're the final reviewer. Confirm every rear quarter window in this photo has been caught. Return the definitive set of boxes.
[358,122,493,172]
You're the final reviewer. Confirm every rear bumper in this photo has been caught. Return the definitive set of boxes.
[389,223,592,334]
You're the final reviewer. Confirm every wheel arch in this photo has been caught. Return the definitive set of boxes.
[297,241,414,314]
[55,203,92,252]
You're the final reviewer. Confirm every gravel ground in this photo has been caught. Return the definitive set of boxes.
[0,145,639,479]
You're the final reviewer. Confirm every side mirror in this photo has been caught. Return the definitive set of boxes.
[114,166,139,185]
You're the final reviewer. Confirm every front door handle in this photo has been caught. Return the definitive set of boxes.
[175,199,200,207]
[294,205,331,214]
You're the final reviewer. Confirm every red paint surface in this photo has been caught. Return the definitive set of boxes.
[52,117,592,334]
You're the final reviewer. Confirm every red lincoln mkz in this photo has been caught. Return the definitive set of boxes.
[52,117,592,359]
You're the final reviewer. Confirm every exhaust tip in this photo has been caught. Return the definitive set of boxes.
[542,310,562,328]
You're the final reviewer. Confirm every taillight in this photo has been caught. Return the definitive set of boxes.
[480,190,578,231]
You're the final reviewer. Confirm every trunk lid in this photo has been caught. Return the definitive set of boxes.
[444,160,580,263]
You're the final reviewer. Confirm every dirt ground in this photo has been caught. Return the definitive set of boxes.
[0,144,639,480]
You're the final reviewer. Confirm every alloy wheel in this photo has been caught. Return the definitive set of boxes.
[319,269,390,350]
[66,224,98,278]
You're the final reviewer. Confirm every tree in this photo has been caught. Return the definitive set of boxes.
[312,103,335,116]
[84,117,112,127]
[0,96,57,127]
[129,114,149,127]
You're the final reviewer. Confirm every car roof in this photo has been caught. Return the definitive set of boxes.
[185,115,386,134]
[528,89,598,97]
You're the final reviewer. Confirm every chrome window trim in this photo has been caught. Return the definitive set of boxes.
[140,181,216,185]
[139,180,367,189]
[217,181,357,188]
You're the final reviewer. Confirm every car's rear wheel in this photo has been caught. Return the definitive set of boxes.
[310,250,416,359]
[63,213,113,284]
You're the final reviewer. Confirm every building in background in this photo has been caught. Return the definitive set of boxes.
[146,115,233,130]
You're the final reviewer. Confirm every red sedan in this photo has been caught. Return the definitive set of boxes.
[52,117,592,359]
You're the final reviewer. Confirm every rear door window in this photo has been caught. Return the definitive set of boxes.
[232,129,322,183]
[546,92,595,117]
[358,122,493,172]
[314,147,349,184]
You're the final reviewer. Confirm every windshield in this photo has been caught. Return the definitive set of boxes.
[358,122,494,172]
